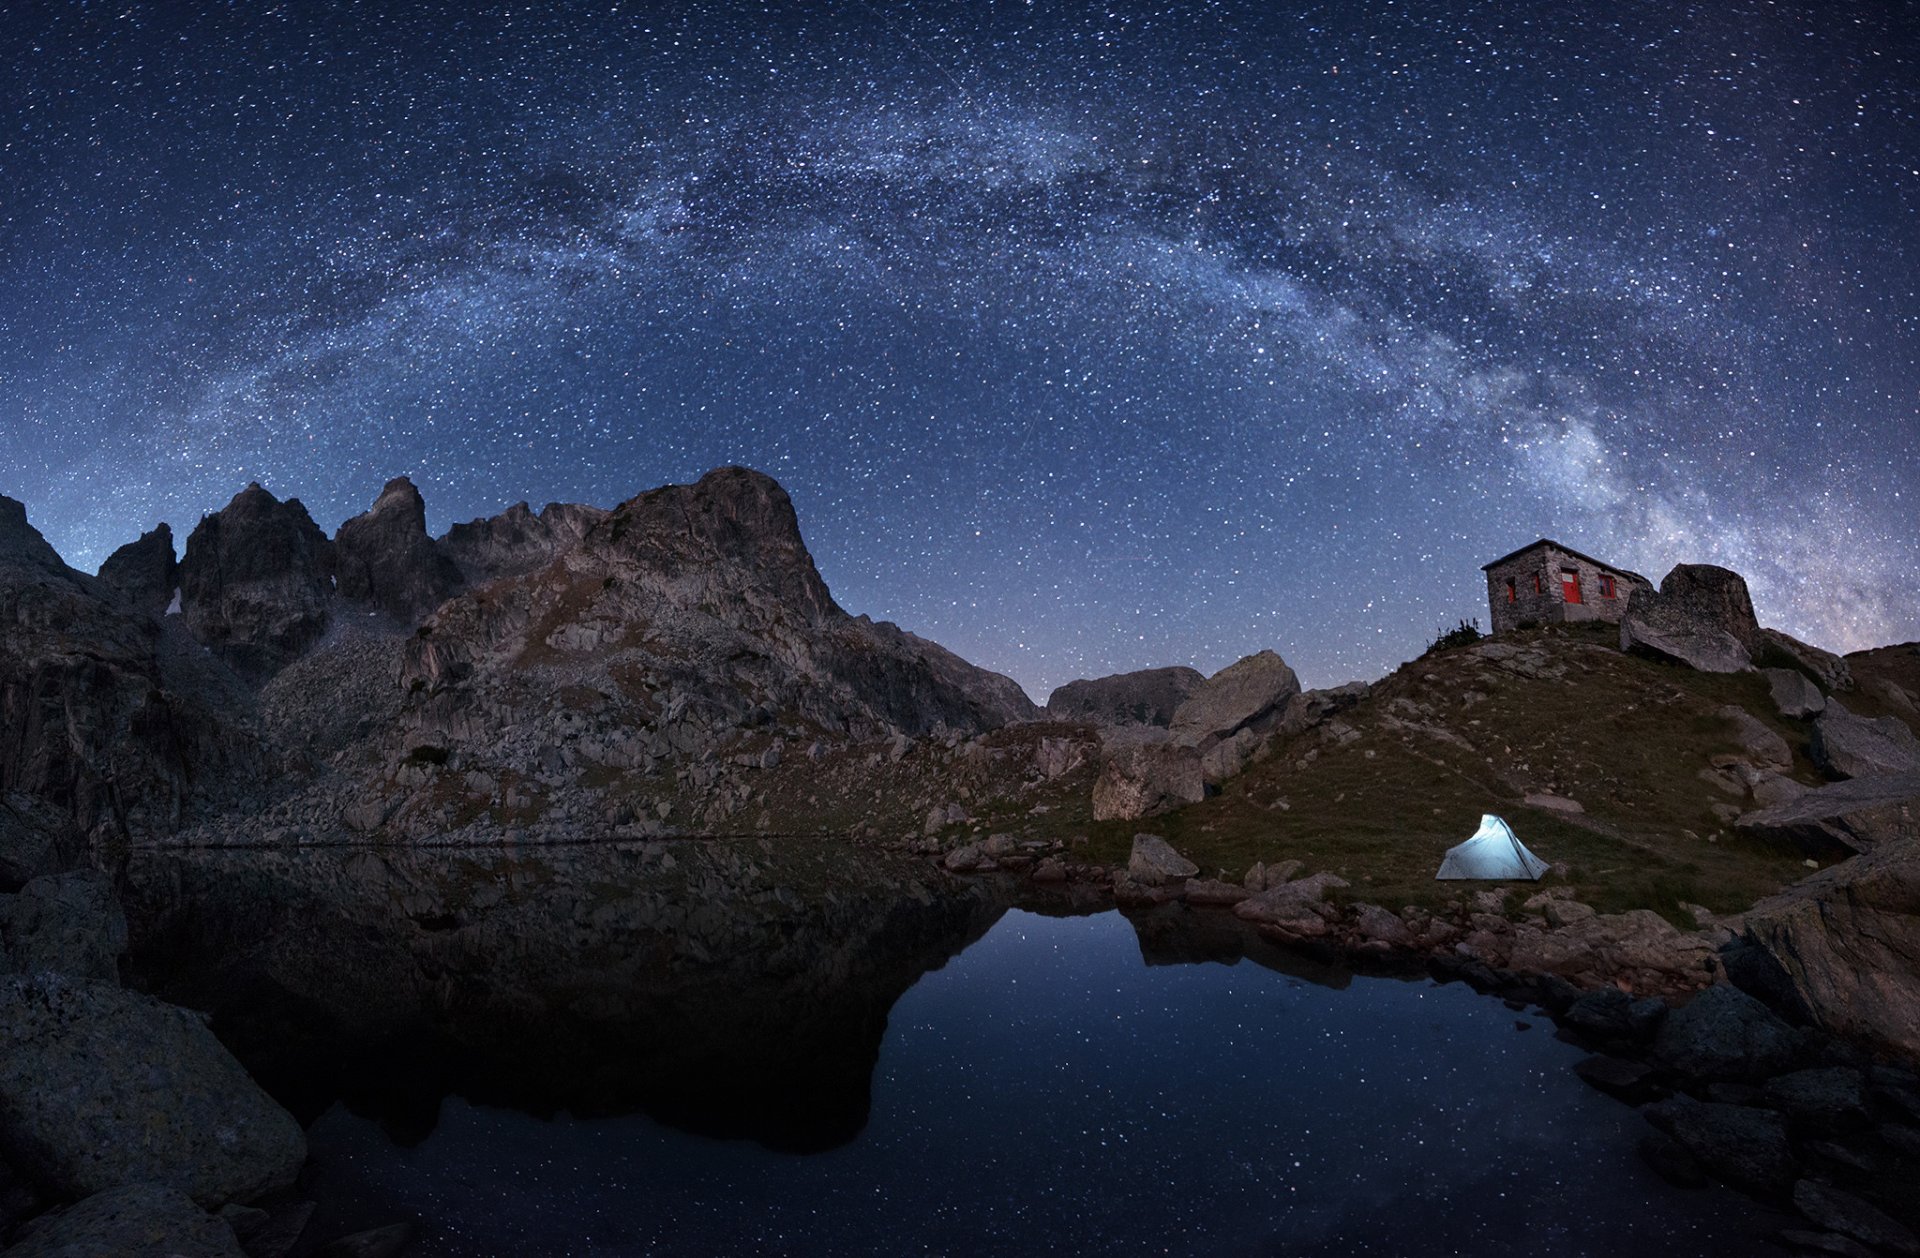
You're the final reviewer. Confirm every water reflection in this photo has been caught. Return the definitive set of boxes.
[125,846,1791,1256]
[125,841,1002,1153]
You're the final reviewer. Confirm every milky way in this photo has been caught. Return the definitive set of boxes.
[2,1,1916,696]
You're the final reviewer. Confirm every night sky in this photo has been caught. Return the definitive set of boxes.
[3,1,1916,697]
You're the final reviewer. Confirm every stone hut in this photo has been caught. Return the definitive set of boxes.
[1482,539,1652,636]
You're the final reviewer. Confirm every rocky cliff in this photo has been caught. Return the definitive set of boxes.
[2,468,1039,850]
[0,498,259,854]
[178,485,334,683]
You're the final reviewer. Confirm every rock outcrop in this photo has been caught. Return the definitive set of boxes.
[1620,564,1761,673]
[1090,730,1205,821]
[0,975,306,1208]
[1809,701,1920,780]
[332,477,463,623]
[1126,834,1199,884]
[178,484,333,682]
[1045,666,1204,727]
[1765,667,1827,720]
[1736,774,1920,853]
[1,1182,245,1258]
[1651,984,1805,1082]
[0,497,65,572]
[1166,649,1314,785]
[0,871,126,983]
[439,499,607,586]
[1,501,257,845]
[95,524,178,617]
[1738,837,1920,1059]
[1170,650,1302,745]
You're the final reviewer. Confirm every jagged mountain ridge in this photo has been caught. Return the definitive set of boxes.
[0,467,1037,851]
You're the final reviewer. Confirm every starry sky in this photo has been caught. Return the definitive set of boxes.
[2,1,1916,697]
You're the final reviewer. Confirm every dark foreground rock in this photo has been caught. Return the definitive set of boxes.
[1643,1097,1798,1192]
[0,871,126,982]
[1738,838,1920,1059]
[1652,985,1804,1082]
[3,1182,243,1258]
[0,977,305,1208]
[1791,1179,1920,1256]
[307,1221,416,1258]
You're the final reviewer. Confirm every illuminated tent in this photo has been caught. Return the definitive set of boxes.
[1435,814,1549,881]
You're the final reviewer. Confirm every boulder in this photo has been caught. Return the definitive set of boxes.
[2,1182,245,1258]
[1562,987,1666,1042]
[1620,564,1761,673]
[1791,1180,1920,1257]
[1044,666,1204,727]
[1198,728,1265,786]
[941,844,991,873]
[1030,857,1067,884]
[1758,628,1854,693]
[1810,702,1920,780]
[1735,774,1920,854]
[1766,667,1828,720]
[1170,650,1302,746]
[1242,859,1302,891]
[95,524,178,616]
[331,477,464,624]
[1651,984,1805,1082]
[0,976,306,1207]
[0,871,127,983]
[178,484,334,682]
[1575,1055,1661,1103]
[1090,732,1205,821]
[1504,909,1717,996]
[1761,1067,1869,1135]
[1717,705,1792,771]
[1182,878,1251,906]
[1643,1098,1798,1192]
[1738,837,1920,1058]
[1232,885,1331,939]
[1352,903,1413,947]
[1127,834,1199,884]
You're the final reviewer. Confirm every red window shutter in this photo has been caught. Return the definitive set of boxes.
[1533,573,1542,595]
[1600,575,1616,599]
[1506,578,1517,604]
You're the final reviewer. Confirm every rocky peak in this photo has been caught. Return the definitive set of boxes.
[0,496,68,573]
[587,466,837,625]
[1047,666,1205,727]
[441,499,608,586]
[178,484,333,683]
[333,476,464,624]
[96,523,178,616]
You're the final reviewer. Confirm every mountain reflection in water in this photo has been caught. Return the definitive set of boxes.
[125,843,1790,1256]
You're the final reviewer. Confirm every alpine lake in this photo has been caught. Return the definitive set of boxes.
[121,838,1792,1257]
